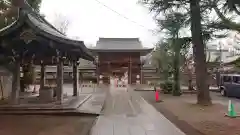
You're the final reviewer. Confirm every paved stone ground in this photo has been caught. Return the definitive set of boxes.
[0,85,106,115]
[90,87,186,135]
[77,88,106,114]
[27,84,99,96]
[0,115,96,135]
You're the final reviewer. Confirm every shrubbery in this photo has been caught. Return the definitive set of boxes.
[160,80,174,94]
[21,63,36,92]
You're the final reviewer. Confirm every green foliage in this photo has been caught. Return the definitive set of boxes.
[152,41,172,75]
[0,0,42,29]
[156,11,191,96]
[22,63,36,84]
[141,0,240,104]
[140,0,213,104]
[160,80,174,94]
[206,0,240,32]
[0,0,42,91]
[151,11,192,74]
[158,12,188,36]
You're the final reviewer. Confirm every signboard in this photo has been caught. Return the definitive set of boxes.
[19,29,36,44]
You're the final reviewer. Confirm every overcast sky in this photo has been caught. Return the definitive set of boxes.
[40,0,159,47]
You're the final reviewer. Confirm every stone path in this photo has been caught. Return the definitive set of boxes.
[77,93,106,114]
[90,88,186,135]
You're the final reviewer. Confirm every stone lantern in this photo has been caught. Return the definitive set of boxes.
[136,75,140,84]
[99,75,103,84]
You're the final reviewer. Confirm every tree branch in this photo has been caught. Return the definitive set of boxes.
[213,5,240,32]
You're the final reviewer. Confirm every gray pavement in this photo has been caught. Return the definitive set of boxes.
[210,92,240,106]
[205,92,240,111]
[77,92,106,114]
[29,84,98,96]
[90,87,186,135]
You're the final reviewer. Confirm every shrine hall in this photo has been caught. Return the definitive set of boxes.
[0,1,94,104]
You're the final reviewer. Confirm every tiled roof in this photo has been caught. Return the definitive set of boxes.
[91,38,153,50]
[78,58,96,68]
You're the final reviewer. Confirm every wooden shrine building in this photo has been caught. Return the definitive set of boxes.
[0,1,94,104]
[90,38,153,84]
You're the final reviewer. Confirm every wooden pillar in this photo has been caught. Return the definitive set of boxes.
[129,56,132,84]
[96,63,99,84]
[96,56,99,84]
[79,72,82,85]
[128,61,130,84]
[72,60,78,96]
[140,65,143,84]
[11,59,21,104]
[40,62,46,89]
[56,57,63,103]
[108,61,110,84]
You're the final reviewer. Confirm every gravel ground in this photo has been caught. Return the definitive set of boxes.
[138,91,240,135]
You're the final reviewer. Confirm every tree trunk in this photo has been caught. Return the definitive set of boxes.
[188,79,193,90]
[190,0,212,105]
[173,39,181,96]
[187,64,194,90]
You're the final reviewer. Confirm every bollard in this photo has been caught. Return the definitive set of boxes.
[155,91,159,102]
[225,100,238,118]
[155,86,163,102]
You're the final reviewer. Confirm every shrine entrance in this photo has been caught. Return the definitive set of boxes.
[109,69,128,89]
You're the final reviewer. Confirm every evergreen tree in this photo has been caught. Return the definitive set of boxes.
[158,12,190,96]
[141,0,212,105]
[0,0,42,29]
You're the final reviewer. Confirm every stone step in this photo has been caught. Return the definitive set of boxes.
[0,109,100,116]
[77,93,106,115]
[0,94,92,111]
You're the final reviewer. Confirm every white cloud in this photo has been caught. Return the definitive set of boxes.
[40,0,159,47]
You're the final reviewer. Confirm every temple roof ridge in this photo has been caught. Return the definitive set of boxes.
[89,37,153,55]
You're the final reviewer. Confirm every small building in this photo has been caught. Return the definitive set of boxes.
[141,54,159,84]
[0,1,94,104]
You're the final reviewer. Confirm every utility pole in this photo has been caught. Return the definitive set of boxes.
[206,42,228,72]
[218,41,224,72]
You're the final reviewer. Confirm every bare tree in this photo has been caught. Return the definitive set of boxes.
[52,13,70,34]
